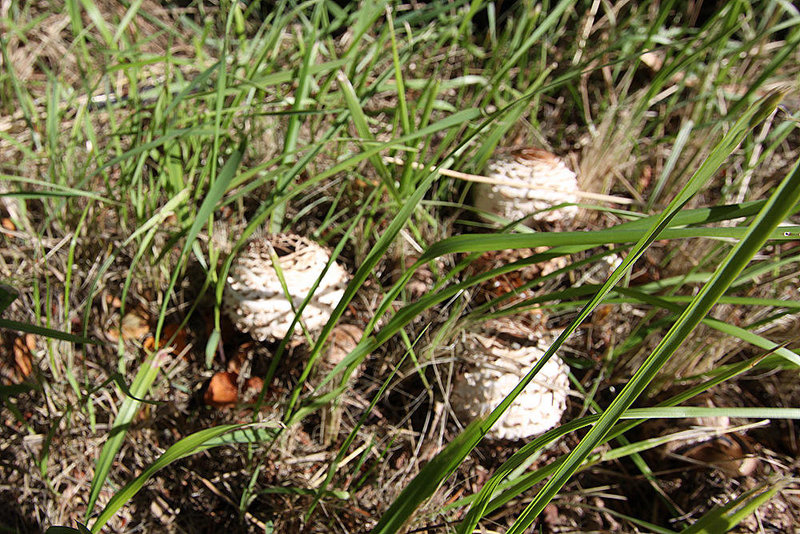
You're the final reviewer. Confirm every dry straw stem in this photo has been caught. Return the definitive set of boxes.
[382,155,634,205]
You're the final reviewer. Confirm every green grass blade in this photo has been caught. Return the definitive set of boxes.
[371,92,781,534]
[648,119,694,210]
[270,6,320,232]
[680,481,788,534]
[94,127,215,177]
[85,352,164,516]
[625,406,800,419]
[336,70,397,198]
[154,144,244,342]
[1,174,119,205]
[112,0,144,44]
[0,318,99,345]
[90,424,251,532]
[80,188,191,337]
[617,288,800,366]
[452,347,783,521]
[487,0,576,90]
[506,100,799,533]
[78,0,114,48]
[0,285,19,313]
[284,157,442,417]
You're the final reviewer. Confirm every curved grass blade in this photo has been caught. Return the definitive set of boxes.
[283,150,444,418]
[505,100,799,534]
[680,480,791,534]
[89,423,258,532]
[0,175,118,205]
[85,351,164,516]
[154,144,244,342]
[616,287,800,366]
[418,223,798,261]
[80,188,191,337]
[214,107,483,316]
[93,127,215,177]
[371,92,784,534]
[466,348,784,520]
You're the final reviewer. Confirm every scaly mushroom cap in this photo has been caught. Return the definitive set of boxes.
[452,333,569,440]
[223,234,349,342]
[475,148,580,225]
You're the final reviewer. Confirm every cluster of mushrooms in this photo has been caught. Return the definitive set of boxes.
[221,147,579,441]
[452,147,577,440]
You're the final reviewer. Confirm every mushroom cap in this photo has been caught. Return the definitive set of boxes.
[475,148,580,225]
[223,234,349,342]
[451,334,569,440]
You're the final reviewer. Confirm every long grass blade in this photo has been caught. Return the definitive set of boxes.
[370,92,783,534]
[89,424,263,532]
[154,144,244,342]
[680,481,789,534]
[506,98,798,533]
[85,351,164,516]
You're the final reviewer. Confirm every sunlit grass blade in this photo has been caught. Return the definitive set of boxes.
[305,333,419,519]
[275,186,380,408]
[617,287,800,366]
[80,188,191,338]
[89,423,265,532]
[284,156,442,418]
[679,480,791,534]
[78,0,114,49]
[371,92,783,534]
[337,70,397,198]
[270,4,320,232]
[0,174,118,205]
[85,351,164,516]
[93,127,215,177]
[454,352,793,522]
[506,104,799,534]
[154,144,244,342]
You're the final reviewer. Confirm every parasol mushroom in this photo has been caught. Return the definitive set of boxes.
[474,148,580,225]
[223,233,349,342]
[451,330,570,440]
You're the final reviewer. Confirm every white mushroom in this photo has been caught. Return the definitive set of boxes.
[474,148,580,225]
[223,234,349,342]
[451,332,570,440]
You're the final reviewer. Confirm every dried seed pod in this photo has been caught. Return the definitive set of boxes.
[474,148,580,225]
[452,332,569,440]
[223,234,349,342]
